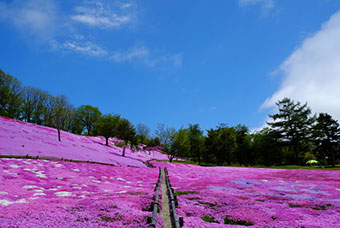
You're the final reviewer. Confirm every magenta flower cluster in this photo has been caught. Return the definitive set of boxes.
[154,161,340,228]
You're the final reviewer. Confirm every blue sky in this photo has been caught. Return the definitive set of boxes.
[1,0,340,133]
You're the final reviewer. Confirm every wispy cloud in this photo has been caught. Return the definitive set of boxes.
[239,0,275,10]
[262,10,340,121]
[51,40,108,57]
[71,1,134,28]
[0,0,59,41]
[111,45,183,68]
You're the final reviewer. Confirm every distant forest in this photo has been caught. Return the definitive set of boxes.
[1,69,339,167]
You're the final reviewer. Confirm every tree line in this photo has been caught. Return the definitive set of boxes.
[1,69,340,166]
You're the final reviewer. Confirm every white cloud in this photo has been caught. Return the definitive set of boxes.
[51,40,108,57]
[0,0,58,41]
[239,0,275,10]
[111,45,183,68]
[71,1,133,28]
[262,10,340,121]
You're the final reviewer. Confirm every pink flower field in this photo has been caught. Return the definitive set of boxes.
[1,116,340,227]
[154,162,340,228]
[0,117,168,167]
[0,157,162,228]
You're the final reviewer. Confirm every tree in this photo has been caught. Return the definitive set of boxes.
[218,125,237,166]
[136,123,151,145]
[22,87,40,122]
[76,105,101,135]
[251,128,283,166]
[31,89,49,125]
[205,125,237,166]
[167,128,190,162]
[95,114,121,146]
[234,125,252,166]
[154,123,176,149]
[116,118,137,156]
[267,98,315,165]
[53,95,73,142]
[313,113,340,167]
[187,124,204,164]
[0,70,23,119]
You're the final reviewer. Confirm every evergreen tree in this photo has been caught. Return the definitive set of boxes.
[267,98,315,164]
[313,113,340,167]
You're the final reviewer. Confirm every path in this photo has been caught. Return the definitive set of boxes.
[160,169,172,228]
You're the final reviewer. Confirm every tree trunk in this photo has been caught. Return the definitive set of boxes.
[105,137,109,146]
[169,156,173,163]
[122,146,126,157]
[58,128,61,142]
[331,150,336,167]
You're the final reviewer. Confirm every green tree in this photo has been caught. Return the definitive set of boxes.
[95,114,121,146]
[22,87,40,122]
[0,70,23,118]
[267,98,315,165]
[251,128,283,166]
[116,118,137,156]
[187,124,204,164]
[234,125,252,166]
[31,89,49,125]
[313,113,340,167]
[76,105,101,135]
[167,128,190,162]
[53,95,73,142]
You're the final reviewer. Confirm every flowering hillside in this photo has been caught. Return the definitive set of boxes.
[0,117,168,167]
[154,162,340,228]
[0,158,163,228]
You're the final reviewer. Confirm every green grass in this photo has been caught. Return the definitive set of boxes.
[174,191,198,197]
[224,217,253,226]
[202,216,219,223]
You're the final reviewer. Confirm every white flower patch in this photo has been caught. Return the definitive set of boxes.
[137,181,143,183]
[33,193,46,196]
[89,176,95,179]
[105,181,110,184]
[115,191,127,194]
[24,185,39,189]
[79,195,86,198]
[82,184,88,187]
[10,165,20,168]
[109,177,115,180]
[56,177,64,180]
[72,186,82,190]
[34,189,44,193]
[55,164,62,167]
[102,176,108,179]
[336,189,340,191]
[35,171,47,178]
[72,169,80,172]
[55,191,72,197]
[49,188,58,191]
[0,191,8,195]
[91,180,101,183]
[57,186,63,188]
[23,168,37,171]
[117,178,126,182]
[122,186,130,188]
[126,181,131,184]
[0,199,27,206]
[22,161,32,165]
[30,197,39,200]
[42,160,49,163]
[262,180,268,182]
